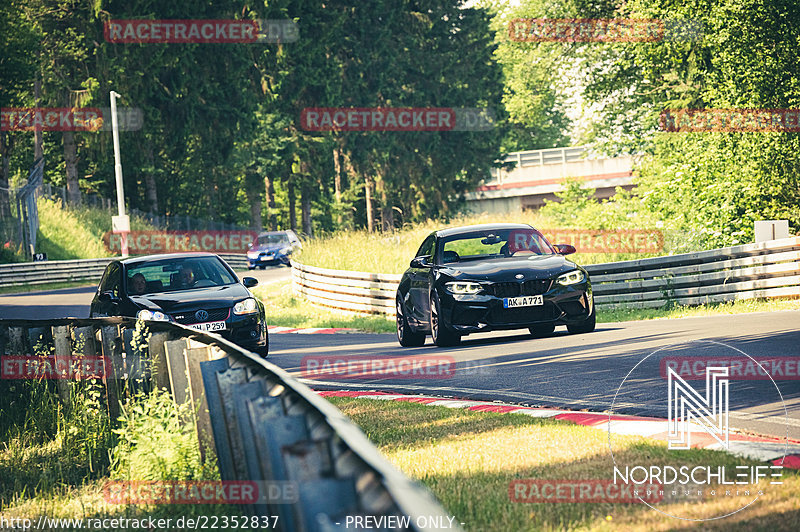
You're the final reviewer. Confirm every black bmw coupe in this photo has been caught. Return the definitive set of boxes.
[90,252,269,356]
[395,223,595,347]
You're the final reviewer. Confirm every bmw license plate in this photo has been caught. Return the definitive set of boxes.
[503,295,544,308]
[188,321,226,332]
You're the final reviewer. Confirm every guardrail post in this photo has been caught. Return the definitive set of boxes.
[7,326,26,355]
[164,338,190,408]
[185,345,216,463]
[147,332,171,393]
[51,325,72,405]
[99,325,124,423]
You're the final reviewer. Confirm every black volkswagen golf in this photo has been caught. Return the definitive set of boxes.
[395,223,595,347]
[90,252,269,356]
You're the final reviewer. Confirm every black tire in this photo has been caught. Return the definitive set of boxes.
[396,297,426,347]
[567,308,596,334]
[430,293,461,347]
[259,265,267,270]
[258,327,270,357]
[248,266,255,270]
[529,323,556,337]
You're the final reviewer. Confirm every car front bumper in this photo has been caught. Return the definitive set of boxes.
[247,254,288,267]
[438,281,593,334]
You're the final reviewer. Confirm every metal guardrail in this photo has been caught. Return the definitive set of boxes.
[0,318,459,532]
[0,254,249,287]
[585,236,800,309]
[291,236,800,315]
[488,146,587,180]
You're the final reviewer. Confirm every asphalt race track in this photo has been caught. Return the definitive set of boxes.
[1,277,798,441]
[0,266,291,319]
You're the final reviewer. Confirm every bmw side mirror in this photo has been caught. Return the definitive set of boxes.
[242,277,259,288]
[554,244,576,255]
[410,256,432,268]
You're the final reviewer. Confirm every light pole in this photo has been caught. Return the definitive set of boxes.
[110,90,130,257]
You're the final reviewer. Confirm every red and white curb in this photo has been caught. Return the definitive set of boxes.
[317,390,800,470]
[268,325,354,334]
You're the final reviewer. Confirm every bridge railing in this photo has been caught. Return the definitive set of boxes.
[0,254,249,288]
[0,318,458,532]
[291,236,800,316]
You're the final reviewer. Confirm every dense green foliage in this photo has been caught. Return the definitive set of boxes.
[1,0,798,249]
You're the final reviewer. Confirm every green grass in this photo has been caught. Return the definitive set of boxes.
[1,198,156,263]
[295,211,673,274]
[252,280,394,333]
[329,397,800,531]
[0,381,229,523]
[597,298,800,323]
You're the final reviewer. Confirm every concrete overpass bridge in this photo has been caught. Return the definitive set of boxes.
[466,146,635,214]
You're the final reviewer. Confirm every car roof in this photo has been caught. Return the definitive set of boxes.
[435,223,534,238]
[257,230,293,237]
[119,252,219,266]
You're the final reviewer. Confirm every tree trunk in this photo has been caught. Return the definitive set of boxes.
[34,79,43,161]
[376,167,393,232]
[144,141,158,213]
[364,176,374,233]
[301,185,312,236]
[63,130,81,206]
[288,179,297,231]
[0,130,10,217]
[332,146,342,226]
[248,192,263,230]
[265,176,277,230]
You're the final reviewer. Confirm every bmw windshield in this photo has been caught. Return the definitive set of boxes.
[440,228,556,264]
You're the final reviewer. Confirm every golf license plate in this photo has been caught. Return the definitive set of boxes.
[503,295,544,308]
[188,321,226,332]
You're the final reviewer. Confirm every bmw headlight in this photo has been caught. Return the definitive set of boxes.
[233,298,258,315]
[556,270,586,286]
[137,309,169,321]
[445,281,484,294]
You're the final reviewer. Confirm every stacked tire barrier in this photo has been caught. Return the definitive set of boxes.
[291,236,800,315]
[0,318,458,532]
[0,254,249,287]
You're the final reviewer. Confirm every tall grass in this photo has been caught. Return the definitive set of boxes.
[296,210,675,274]
[35,198,155,261]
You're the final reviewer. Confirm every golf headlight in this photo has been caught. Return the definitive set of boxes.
[137,309,169,321]
[445,281,483,294]
[233,298,258,315]
[556,270,586,286]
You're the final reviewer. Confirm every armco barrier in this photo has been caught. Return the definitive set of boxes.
[0,318,458,532]
[291,236,800,314]
[0,254,249,288]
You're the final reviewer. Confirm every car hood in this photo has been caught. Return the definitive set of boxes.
[437,255,579,282]
[131,283,250,312]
